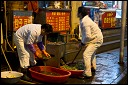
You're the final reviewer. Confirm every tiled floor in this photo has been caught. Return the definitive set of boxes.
[1,47,127,84]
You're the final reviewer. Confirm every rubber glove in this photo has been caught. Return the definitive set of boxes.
[34,51,43,59]
[27,44,42,58]
[42,50,51,58]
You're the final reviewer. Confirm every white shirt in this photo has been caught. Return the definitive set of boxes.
[79,15,103,44]
[15,24,43,44]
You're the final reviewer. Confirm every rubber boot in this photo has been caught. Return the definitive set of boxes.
[91,67,96,73]
[18,67,33,82]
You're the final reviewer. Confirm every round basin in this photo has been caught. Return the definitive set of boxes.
[29,66,71,83]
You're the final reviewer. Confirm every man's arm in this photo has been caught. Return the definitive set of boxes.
[27,44,36,54]
[37,42,50,57]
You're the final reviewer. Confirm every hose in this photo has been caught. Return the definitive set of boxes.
[1,45,12,71]
[4,1,14,52]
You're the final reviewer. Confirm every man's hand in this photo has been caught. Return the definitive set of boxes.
[34,51,43,59]
[78,42,84,48]
[78,43,82,48]
[42,50,51,58]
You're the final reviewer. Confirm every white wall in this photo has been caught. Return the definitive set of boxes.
[71,1,82,34]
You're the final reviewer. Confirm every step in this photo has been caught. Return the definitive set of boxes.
[63,39,127,63]
[103,34,127,43]
[101,27,127,36]
[97,39,127,54]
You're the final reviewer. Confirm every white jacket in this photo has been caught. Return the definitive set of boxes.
[15,24,43,44]
[79,15,103,44]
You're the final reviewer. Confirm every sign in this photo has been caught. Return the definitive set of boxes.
[84,6,100,25]
[46,11,70,32]
[13,15,33,31]
[101,12,116,29]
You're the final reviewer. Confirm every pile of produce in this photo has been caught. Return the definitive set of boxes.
[61,62,84,70]
[61,65,78,70]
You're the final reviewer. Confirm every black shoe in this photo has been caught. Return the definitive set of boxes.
[18,67,33,82]
[21,74,33,82]
[91,67,96,73]
[78,74,92,79]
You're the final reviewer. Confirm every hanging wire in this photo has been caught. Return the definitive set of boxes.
[1,46,12,71]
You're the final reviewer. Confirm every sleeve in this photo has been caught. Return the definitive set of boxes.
[81,22,91,44]
[81,26,86,44]
[27,44,36,54]
[79,25,82,40]
[84,25,91,41]
[37,42,45,50]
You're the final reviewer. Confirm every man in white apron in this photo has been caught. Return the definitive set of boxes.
[13,23,53,81]
[77,6,103,78]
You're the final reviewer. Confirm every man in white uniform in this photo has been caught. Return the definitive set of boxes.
[13,23,53,81]
[77,6,103,78]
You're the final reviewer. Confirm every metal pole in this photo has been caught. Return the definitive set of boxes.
[119,1,127,65]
